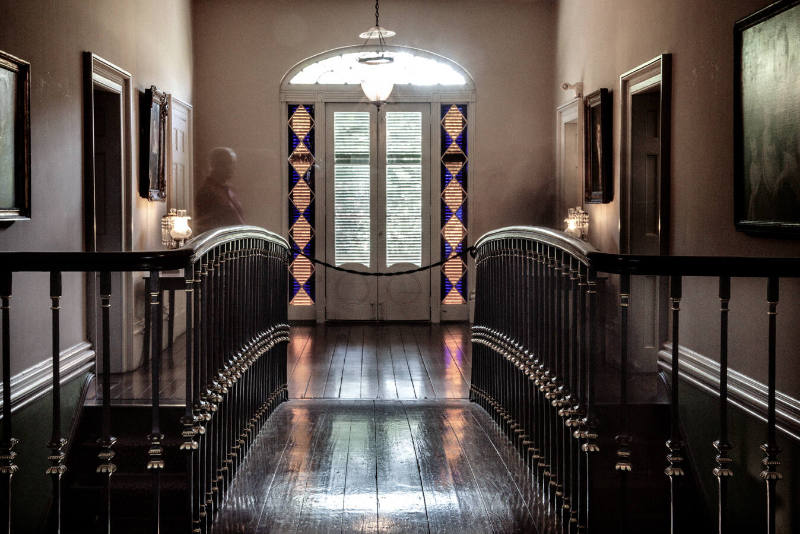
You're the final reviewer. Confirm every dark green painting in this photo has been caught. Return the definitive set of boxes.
[0,50,30,220]
[0,66,16,210]
[735,0,800,235]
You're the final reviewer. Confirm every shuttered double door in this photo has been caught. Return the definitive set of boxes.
[325,103,431,321]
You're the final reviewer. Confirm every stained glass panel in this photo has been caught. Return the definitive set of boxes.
[440,104,468,305]
[288,104,315,306]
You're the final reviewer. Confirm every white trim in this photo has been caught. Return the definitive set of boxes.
[0,342,95,417]
[86,53,135,371]
[555,98,583,223]
[281,86,476,104]
[167,96,194,213]
[619,55,667,255]
[658,342,800,442]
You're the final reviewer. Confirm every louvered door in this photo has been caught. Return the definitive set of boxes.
[377,105,431,320]
[325,103,431,321]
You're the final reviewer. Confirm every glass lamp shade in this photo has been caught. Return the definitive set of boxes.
[361,77,394,103]
[360,61,394,103]
[169,210,192,245]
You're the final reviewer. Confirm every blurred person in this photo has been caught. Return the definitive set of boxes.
[194,147,245,234]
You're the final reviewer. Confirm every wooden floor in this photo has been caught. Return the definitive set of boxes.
[87,324,540,532]
[288,323,471,399]
[212,400,540,534]
[88,323,472,403]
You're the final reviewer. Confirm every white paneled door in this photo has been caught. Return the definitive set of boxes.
[325,103,431,321]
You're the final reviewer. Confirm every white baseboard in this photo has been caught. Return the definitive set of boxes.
[0,341,95,417]
[658,342,800,442]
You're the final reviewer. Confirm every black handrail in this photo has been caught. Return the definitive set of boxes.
[0,225,288,272]
[476,226,800,278]
[471,225,797,534]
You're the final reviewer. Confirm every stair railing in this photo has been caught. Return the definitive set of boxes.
[0,225,290,534]
[471,225,800,534]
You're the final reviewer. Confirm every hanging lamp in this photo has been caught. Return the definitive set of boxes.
[358,0,395,105]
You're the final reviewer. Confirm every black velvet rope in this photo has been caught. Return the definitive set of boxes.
[296,246,476,277]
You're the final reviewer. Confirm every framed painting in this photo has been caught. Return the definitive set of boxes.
[0,50,31,221]
[584,88,612,203]
[735,0,800,236]
[139,85,169,201]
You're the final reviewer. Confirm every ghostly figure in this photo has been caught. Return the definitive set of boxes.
[194,147,245,234]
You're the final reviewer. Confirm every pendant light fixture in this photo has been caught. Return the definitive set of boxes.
[358,0,395,105]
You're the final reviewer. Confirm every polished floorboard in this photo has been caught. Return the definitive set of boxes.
[287,323,471,400]
[211,399,540,534]
[88,323,472,404]
[86,324,538,531]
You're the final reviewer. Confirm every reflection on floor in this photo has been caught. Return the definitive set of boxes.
[87,323,539,532]
[87,323,472,404]
[212,400,539,534]
[288,323,471,399]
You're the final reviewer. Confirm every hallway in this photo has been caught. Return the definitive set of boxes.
[212,324,540,533]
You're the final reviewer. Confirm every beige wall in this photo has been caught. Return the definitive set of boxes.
[553,0,800,395]
[192,0,556,242]
[0,0,193,373]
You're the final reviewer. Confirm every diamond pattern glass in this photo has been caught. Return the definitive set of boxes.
[289,105,316,305]
[440,104,468,305]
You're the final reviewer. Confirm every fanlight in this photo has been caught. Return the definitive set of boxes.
[289,51,467,88]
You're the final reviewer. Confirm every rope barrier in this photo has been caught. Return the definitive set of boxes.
[296,246,476,277]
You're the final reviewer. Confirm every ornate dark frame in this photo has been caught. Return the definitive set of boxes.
[0,50,31,221]
[139,85,169,201]
[584,88,613,203]
[734,0,800,237]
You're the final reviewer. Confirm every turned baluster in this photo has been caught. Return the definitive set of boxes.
[615,273,632,532]
[0,271,16,534]
[146,271,164,533]
[96,272,116,534]
[46,271,67,533]
[665,275,685,534]
[761,277,781,534]
[713,276,733,534]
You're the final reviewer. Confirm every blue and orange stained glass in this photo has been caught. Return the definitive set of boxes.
[440,104,468,305]
[288,105,315,305]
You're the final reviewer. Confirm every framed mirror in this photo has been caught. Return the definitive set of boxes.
[584,88,612,203]
[139,85,169,201]
[0,50,31,221]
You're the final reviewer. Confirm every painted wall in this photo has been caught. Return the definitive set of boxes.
[0,0,193,374]
[192,0,556,244]
[553,0,800,397]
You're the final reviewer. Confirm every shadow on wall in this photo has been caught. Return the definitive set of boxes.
[194,147,246,235]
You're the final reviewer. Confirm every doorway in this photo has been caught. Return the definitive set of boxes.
[325,103,431,321]
[83,52,134,372]
[620,54,672,371]
[556,98,583,223]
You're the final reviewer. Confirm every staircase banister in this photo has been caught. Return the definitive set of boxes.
[0,225,290,272]
[587,252,800,278]
[474,225,800,278]
[182,224,290,262]
[474,225,598,264]
[0,249,192,272]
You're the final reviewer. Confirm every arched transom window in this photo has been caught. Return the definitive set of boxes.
[289,51,468,86]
